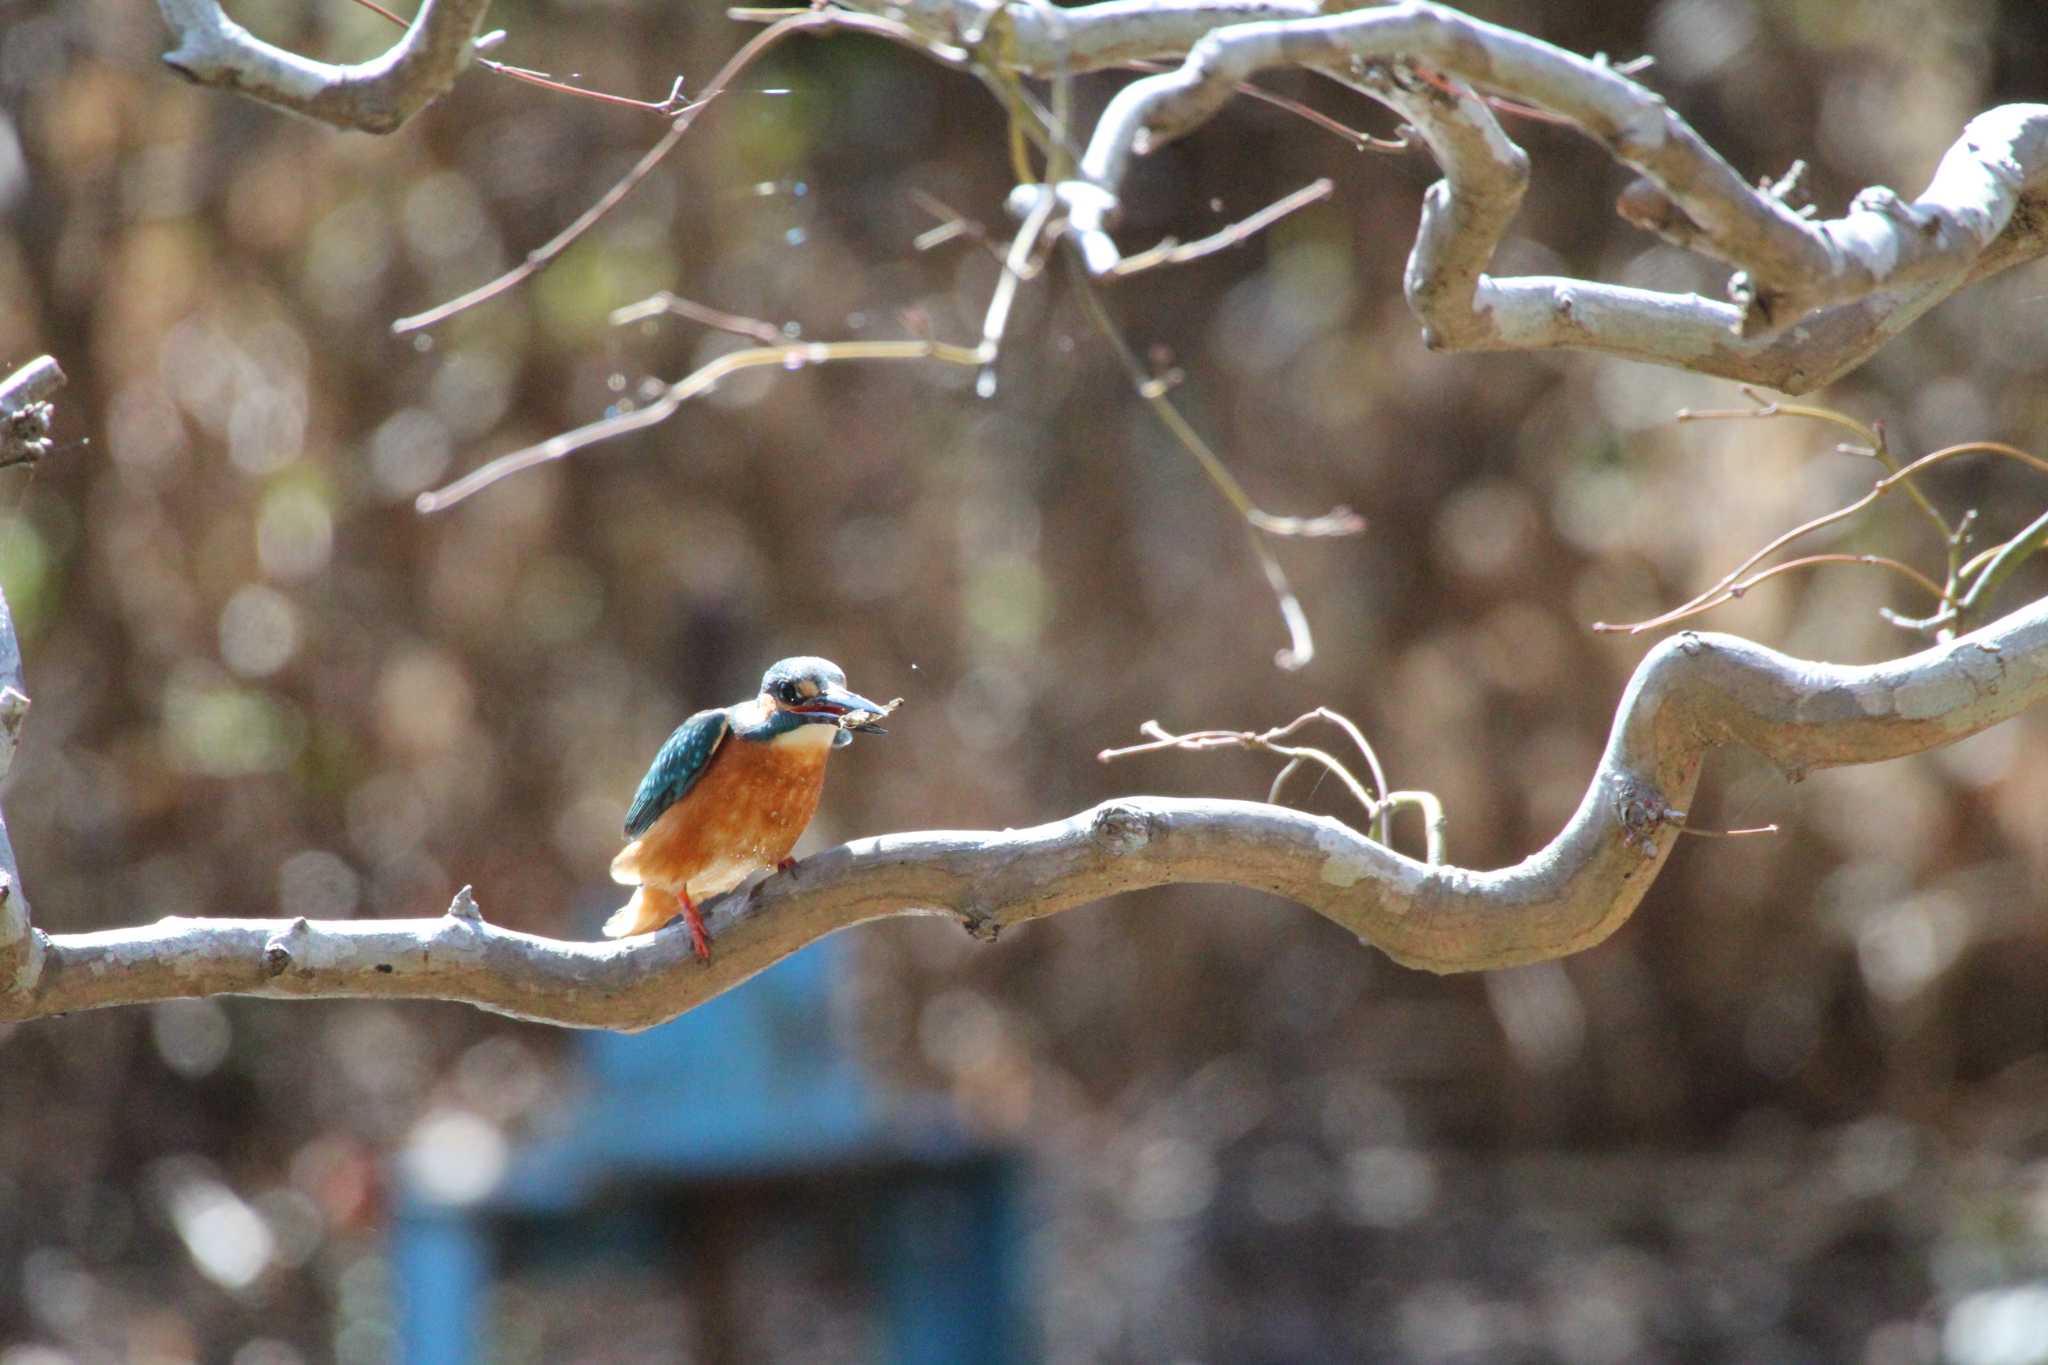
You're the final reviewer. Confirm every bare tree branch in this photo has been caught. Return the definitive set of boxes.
[863,0,2048,392]
[157,0,494,133]
[3,594,2042,1031]
[0,355,63,470]
[110,5,2048,1032]
[0,358,55,996]
[390,7,968,334]
[160,0,2048,384]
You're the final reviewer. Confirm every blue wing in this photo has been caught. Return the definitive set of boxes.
[623,708,730,838]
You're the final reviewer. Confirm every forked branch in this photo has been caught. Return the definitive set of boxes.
[1597,404,2048,638]
[161,0,2048,387]
[157,0,494,132]
[851,0,2048,391]
[4,595,2042,1031]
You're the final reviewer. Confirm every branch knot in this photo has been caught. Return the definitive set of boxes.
[1609,775,1681,857]
[1091,802,1154,856]
[0,356,63,468]
[0,872,43,998]
[263,917,313,975]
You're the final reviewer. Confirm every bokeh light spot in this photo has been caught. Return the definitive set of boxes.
[278,849,361,920]
[219,583,299,678]
[149,999,232,1079]
[1344,1147,1437,1228]
[367,408,452,500]
[255,486,334,582]
[401,1110,507,1207]
[1944,1283,2048,1365]
[164,666,304,775]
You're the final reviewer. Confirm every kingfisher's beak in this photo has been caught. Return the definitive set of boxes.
[794,685,891,734]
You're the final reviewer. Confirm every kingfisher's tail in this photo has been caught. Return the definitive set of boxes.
[603,884,670,939]
[609,838,645,885]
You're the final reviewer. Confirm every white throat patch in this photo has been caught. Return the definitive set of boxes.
[773,720,838,751]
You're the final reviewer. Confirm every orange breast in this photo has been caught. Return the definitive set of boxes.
[618,737,829,898]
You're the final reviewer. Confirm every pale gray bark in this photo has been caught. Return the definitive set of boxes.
[91,6,2048,1029]
[3,595,2042,1032]
[0,355,62,469]
[158,0,491,133]
[155,0,2048,385]
[0,358,52,996]
[876,0,2048,391]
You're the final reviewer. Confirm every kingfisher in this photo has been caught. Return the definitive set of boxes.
[607,657,890,961]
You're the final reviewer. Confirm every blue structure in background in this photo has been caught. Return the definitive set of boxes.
[392,939,1030,1362]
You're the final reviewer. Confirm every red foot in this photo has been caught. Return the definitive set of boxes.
[676,887,712,963]
[776,857,799,876]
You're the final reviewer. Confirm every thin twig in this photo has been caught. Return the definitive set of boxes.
[1408,62,1578,128]
[1099,708,1441,861]
[908,190,1008,262]
[975,186,1060,396]
[341,0,691,114]
[417,334,989,512]
[1380,791,1448,865]
[1281,709,1391,819]
[1248,506,1367,537]
[1119,59,1410,153]
[479,62,691,114]
[1676,394,1960,579]
[1112,177,1336,276]
[391,9,968,335]
[1905,439,2048,481]
[1258,707,1392,844]
[1064,250,1362,667]
[1675,821,1779,839]
[611,290,788,344]
[1694,552,1948,616]
[1956,506,2048,625]
[1674,386,1880,449]
[343,0,410,25]
[1601,423,2048,634]
[1254,544,1316,670]
[1100,724,1381,819]
[1598,550,1940,636]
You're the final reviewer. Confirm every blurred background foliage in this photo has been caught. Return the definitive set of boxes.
[0,0,2047,1360]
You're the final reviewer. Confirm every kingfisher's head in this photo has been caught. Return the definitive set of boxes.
[759,657,889,734]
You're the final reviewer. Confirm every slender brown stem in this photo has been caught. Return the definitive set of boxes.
[418,336,989,512]
[391,10,968,335]
[1112,178,1336,276]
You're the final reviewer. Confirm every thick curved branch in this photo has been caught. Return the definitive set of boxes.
[880,0,1328,72]
[1383,86,2046,390]
[873,0,2048,391]
[3,594,2043,1031]
[158,0,491,132]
